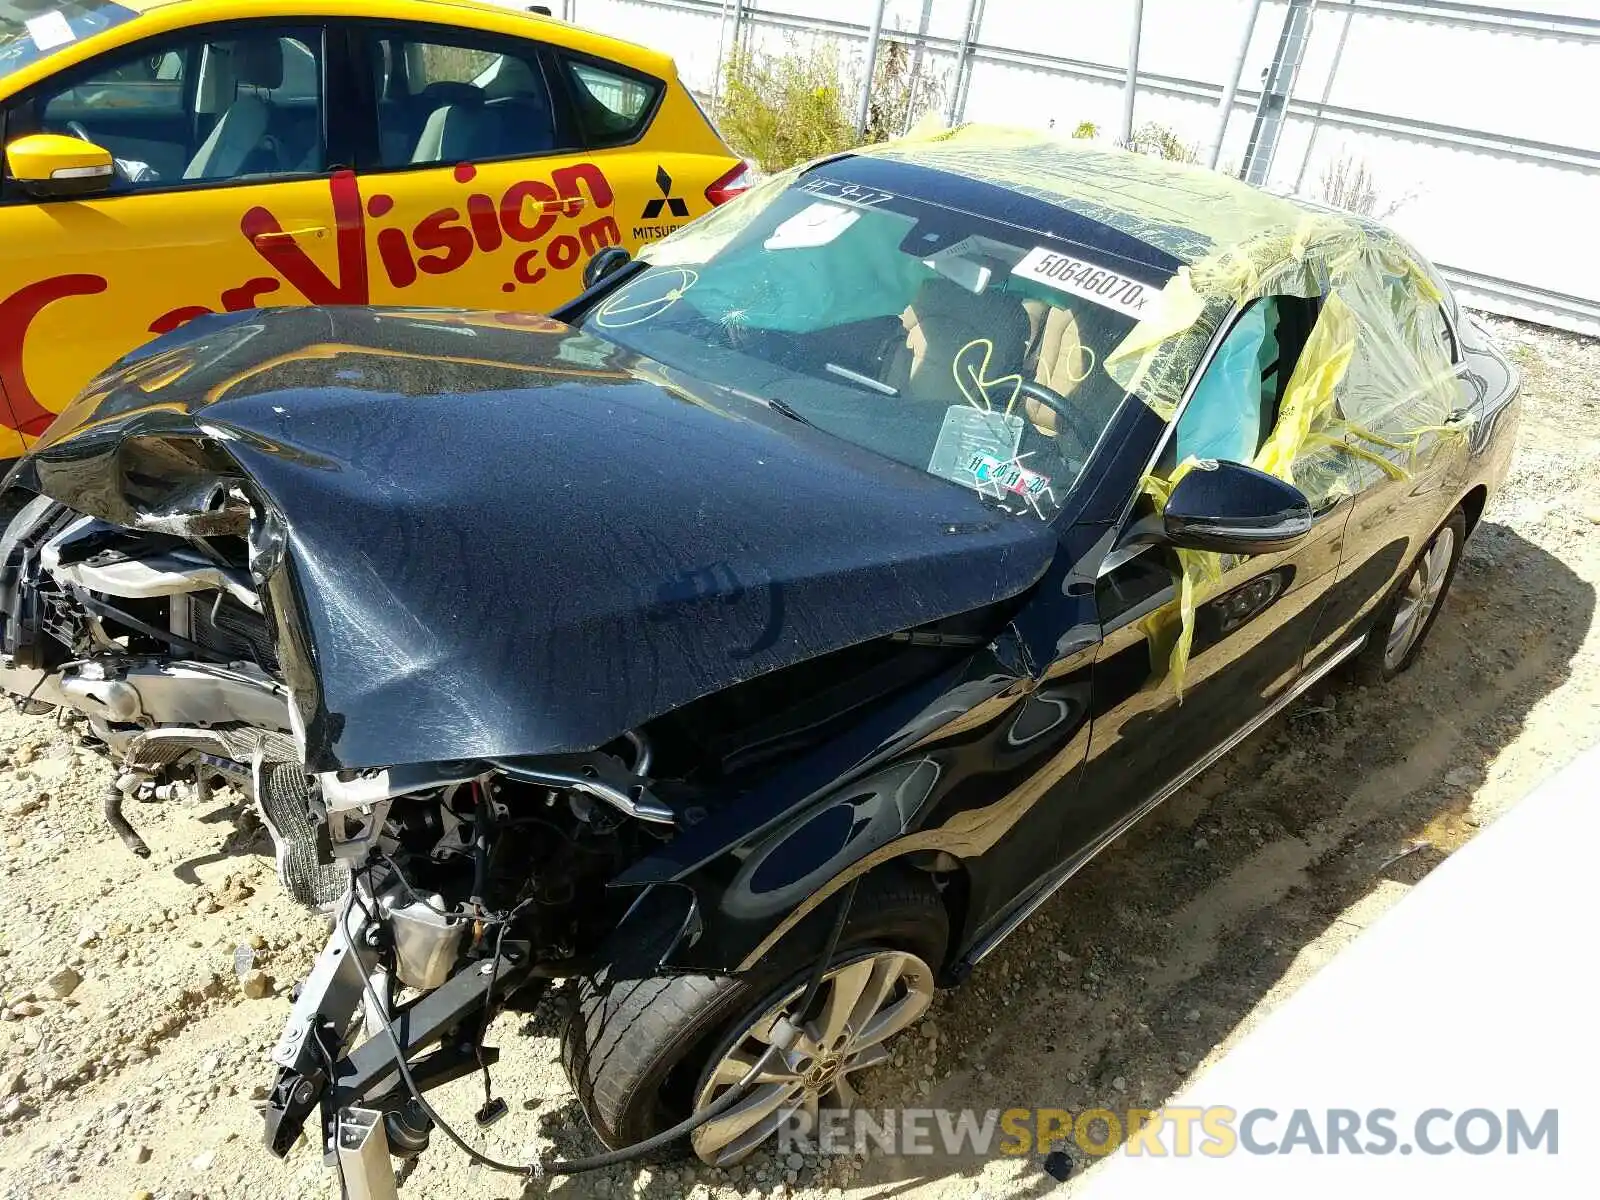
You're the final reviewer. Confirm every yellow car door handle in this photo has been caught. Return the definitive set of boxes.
[251,227,328,246]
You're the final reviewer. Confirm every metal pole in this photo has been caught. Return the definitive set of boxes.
[709,0,733,115]
[1292,1,1354,193]
[855,0,889,138]
[1206,0,1264,169]
[1240,0,1317,185]
[900,0,936,136]
[945,0,981,126]
[1120,0,1144,146]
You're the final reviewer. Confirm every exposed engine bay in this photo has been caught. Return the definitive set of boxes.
[0,486,990,1186]
[0,494,681,1156]
[0,500,716,1182]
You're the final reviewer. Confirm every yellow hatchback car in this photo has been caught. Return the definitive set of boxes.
[0,0,746,458]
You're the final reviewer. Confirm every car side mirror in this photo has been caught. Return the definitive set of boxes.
[582,246,631,290]
[1120,460,1313,557]
[5,134,114,199]
[1161,460,1313,555]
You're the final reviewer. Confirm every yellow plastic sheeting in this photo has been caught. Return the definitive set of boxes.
[1101,268,1208,421]
[864,126,1455,443]
[863,124,1310,265]
[1138,262,1465,693]
[1136,460,1223,698]
[1254,292,1359,484]
[1139,294,1360,692]
[647,124,1465,691]
[857,127,1469,692]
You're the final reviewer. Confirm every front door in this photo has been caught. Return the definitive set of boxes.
[0,22,345,459]
[1065,294,1352,859]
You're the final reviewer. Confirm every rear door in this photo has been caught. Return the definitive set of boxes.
[343,20,733,314]
[1303,268,1472,663]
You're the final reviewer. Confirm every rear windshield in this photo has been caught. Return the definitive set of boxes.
[586,172,1169,521]
[0,0,139,83]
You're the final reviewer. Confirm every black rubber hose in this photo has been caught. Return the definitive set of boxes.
[792,875,859,1028]
[103,782,151,858]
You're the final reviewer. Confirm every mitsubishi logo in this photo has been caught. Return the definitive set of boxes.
[642,165,689,219]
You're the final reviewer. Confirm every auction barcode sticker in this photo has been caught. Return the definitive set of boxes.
[1011,247,1154,319]
[25,11,76,50]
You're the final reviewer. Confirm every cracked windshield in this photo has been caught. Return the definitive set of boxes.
[584,172,1165,520]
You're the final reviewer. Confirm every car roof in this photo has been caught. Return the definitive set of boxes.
[110,0,668,72]
[860,125,1387,271]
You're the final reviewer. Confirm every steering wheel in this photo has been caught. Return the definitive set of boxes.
[1017,379,1101,458]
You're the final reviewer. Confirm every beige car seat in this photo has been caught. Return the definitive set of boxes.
[886,277,1031,404]
[1020,301,1091,436]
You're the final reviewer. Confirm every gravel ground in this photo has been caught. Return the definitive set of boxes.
[0,317,1597,1200]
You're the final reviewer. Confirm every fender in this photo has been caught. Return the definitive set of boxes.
[612,629,1099,976]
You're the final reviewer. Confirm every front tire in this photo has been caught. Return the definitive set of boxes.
[1352,507,1465,683]
[561,868,948,1162]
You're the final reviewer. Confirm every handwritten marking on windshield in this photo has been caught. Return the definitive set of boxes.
[593,267,699,329]
[953,338,1023,415]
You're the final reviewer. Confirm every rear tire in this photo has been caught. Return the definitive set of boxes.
[561,868,947,1160]
[1351,507,1465,684]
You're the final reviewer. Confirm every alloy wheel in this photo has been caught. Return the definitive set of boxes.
[690,949,935,1165]
[1384,525,1457,671]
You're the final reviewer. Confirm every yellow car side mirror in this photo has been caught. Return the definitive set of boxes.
[6,133,114,199]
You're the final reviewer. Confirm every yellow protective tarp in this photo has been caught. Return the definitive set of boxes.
[642,125,1465,690]
[864,125,1467,690]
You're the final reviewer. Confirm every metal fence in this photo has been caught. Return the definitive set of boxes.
[554,0,1600,336]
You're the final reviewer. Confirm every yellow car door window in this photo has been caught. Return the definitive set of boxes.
[354,22,622,312]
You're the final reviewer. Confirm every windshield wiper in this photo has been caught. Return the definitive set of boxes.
[764,397,815,428]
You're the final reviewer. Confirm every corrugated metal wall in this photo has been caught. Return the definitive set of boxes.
[551,0,1600,335]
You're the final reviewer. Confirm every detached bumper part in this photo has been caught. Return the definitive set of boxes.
[262,892,529,1187]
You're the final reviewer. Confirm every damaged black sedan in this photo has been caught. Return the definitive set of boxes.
[0,129,1518,1186]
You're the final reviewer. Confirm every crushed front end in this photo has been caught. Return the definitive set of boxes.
[259,752,680,1190]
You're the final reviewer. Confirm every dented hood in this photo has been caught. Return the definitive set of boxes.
[14,307,1057,771]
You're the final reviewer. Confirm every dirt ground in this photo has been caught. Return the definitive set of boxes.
[1,316,1597,1200]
